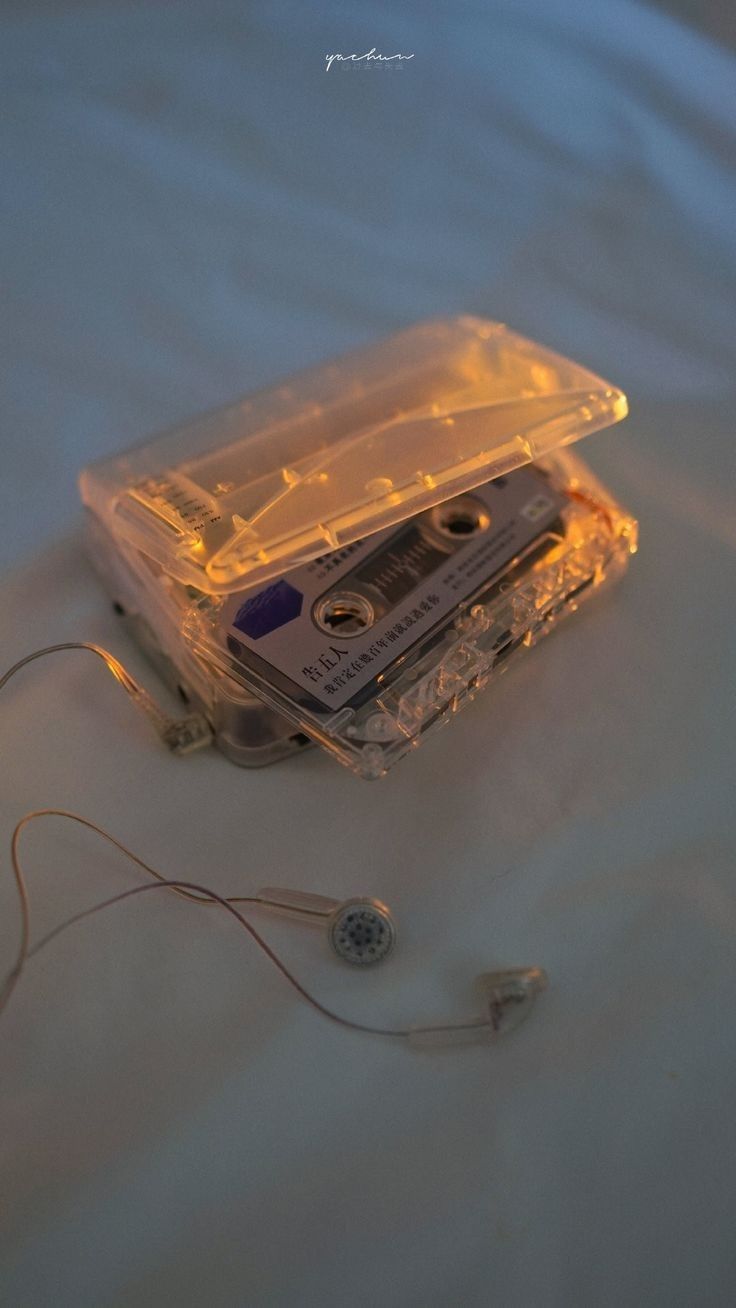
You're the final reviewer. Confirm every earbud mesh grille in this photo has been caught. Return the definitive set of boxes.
[329,901,395,965]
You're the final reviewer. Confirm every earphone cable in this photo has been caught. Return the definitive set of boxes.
[0,647,521,1044]
[0,808,417,1037]
[0,643,212,755]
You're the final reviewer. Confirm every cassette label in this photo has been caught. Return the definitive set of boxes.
[225,466,566,712]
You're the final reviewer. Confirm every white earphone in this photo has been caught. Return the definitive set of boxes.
[2,811,547,1049]
[1,647,548,1051]
[251,884,547,1045]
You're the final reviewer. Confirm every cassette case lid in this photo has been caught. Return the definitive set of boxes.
[79,316,627,595]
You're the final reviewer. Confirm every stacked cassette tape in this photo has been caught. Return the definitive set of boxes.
[80,317,637,778]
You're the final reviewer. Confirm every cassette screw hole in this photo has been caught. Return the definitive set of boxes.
[364,713,401,743]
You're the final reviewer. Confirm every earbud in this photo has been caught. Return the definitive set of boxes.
[256,886,397,965]
[253,888,545,1040]
[408,967,547,1046]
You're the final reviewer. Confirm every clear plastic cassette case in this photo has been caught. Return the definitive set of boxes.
[79,316,637,778]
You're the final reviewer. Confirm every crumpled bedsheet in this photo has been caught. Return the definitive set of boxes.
[1,2,734,1305]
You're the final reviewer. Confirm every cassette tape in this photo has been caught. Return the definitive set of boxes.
[185,449,635,777]
[80,315,637,778]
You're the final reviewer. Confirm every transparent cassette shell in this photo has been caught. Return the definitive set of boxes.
[185,449,637,779]
[79,316,636,777]
[84,511,310,768]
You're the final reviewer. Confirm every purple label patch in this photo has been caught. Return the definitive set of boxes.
[233,579,304,640]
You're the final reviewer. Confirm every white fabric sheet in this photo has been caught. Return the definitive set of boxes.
[1,2,735,1304]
